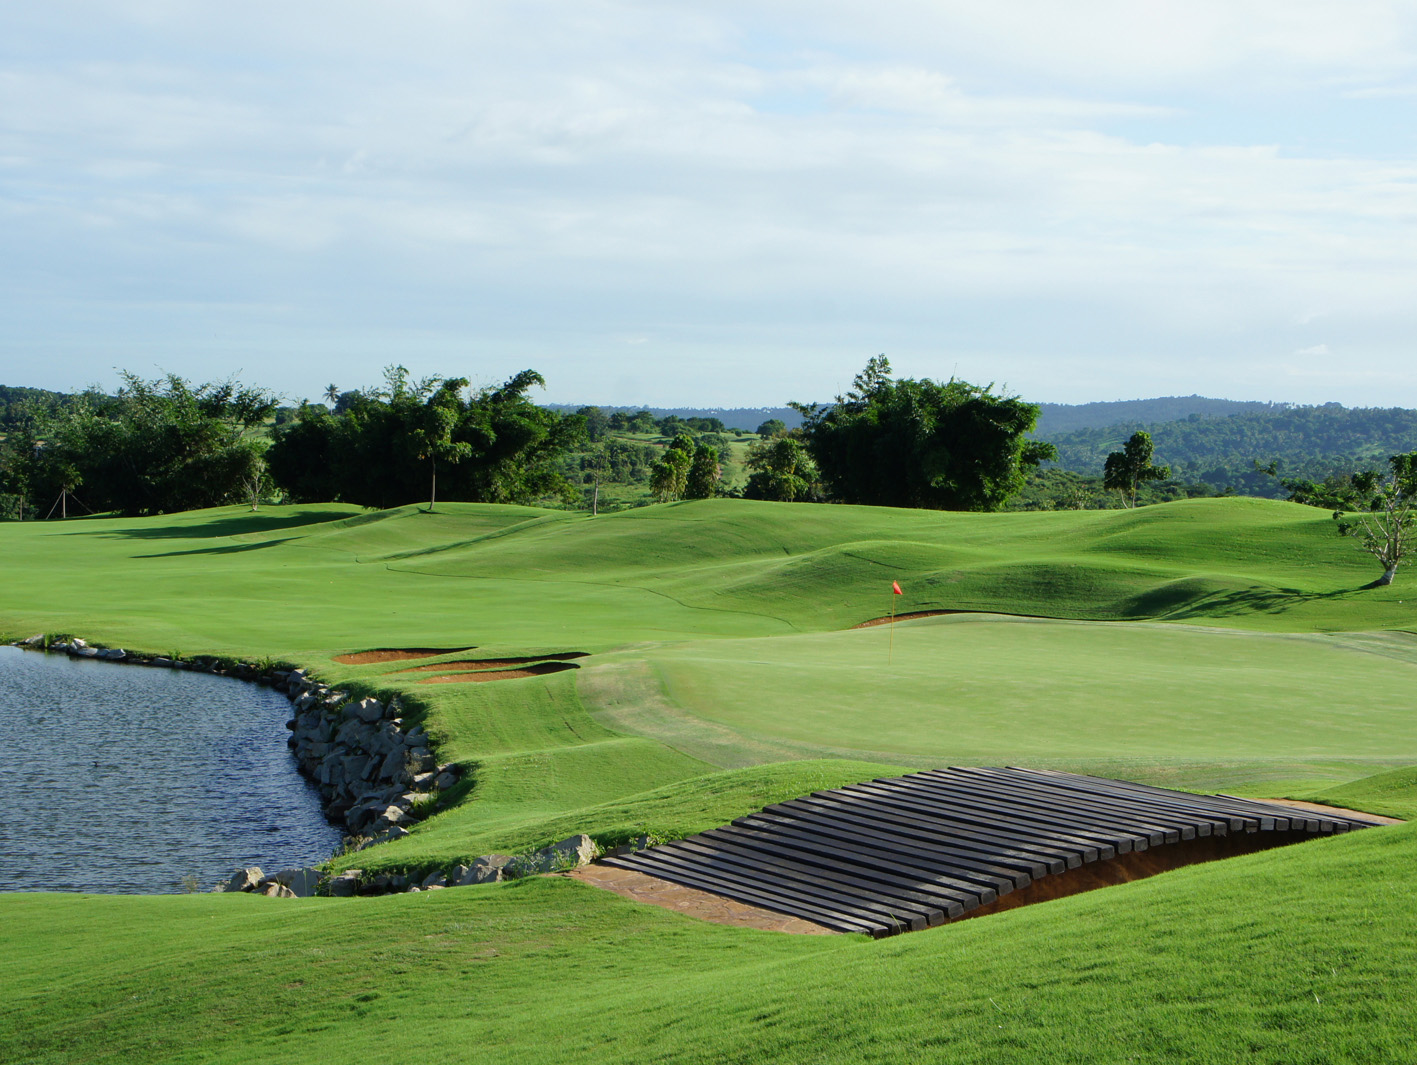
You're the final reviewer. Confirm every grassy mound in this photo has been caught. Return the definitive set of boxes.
[4,495,1417,1061]
[2,821,1412,1064]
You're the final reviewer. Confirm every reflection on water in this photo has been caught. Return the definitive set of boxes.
[0,645,342,893]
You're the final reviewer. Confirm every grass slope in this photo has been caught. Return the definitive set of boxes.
[2,822,1413,1064]
[3,496,1416,1062]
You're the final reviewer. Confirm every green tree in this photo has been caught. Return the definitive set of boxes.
[268,367,581,509]
[743,435,818,502]
[650,435,694,502]
[408,377,473,513]
[1332,452,1417,586]
[755,418,787,437]
[685,444,720,499]
[576,406,610,442]
[791,356,1055,511]
[18,373,279,516]
[1103,431,1170,508]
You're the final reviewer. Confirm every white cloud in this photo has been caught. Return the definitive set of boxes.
[4,2,1417,406]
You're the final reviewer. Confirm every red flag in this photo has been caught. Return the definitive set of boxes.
[892,581,902,595]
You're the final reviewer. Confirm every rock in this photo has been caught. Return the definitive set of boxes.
[225,866,264,892]
[71,638,87,649]
[425,883,444,891]
[274,867,321,898]
[403,727,429,747]
[406,749,436,774]
[327,872,361,897]
[434,771,458,790]
[412,771,437,788]
[518,834,598,876]
[99,648,126,660]
[150,656,173,668]
[346,698,384,724]
[457,855,513,886]
[21,634,44,646]
[603,835,655,858]
[379,805,413,826]
[262,882,297,898]
[421,871,447,889]
[73,646,98,658]
[449,864,470,884]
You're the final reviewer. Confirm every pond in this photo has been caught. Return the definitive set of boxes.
[0,645,343,893]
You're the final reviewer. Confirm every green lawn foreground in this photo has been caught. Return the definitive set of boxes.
[3,496,1417,1063]
[2,817,1414,1064]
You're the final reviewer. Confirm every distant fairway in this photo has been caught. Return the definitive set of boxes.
[4,496,1417,1063]
[640,615,1417,769]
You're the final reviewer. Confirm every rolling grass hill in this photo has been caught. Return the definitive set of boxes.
[2,495,1416,1062]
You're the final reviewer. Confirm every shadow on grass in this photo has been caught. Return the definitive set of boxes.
[134,536,304,558]
[88,508,362,541]
[1146,584,1364,620]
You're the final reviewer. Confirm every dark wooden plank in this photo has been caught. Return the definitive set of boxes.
[941,768,1218,840]
[773,796,1075,873]
[810,786,1110,862]
[701,826,994,906]
[983,768,1255,835]
[894,775,1176,847]
[604,853,886,935]
[736,808,1033,889]
[674,835,970,918]
[721,818,1007,901]
[764,799,1057,878]
[835,781,1133,857]
[641,845,939,931]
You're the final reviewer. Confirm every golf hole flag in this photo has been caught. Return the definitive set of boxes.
[887,581,902,663]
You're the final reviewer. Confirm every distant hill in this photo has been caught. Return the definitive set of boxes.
[1033,395,1276,436]
[547,405,805,431]
[1046,403,1417,495]
[551,396,1273,437]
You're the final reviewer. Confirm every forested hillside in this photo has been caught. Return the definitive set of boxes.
[1048,404,1417,495]
[0,384,71,428]
[1033,395,1274,436]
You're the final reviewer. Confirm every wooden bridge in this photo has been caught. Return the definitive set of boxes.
[602,767,1384,937]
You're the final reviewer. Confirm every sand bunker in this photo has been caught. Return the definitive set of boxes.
[393,652,588,674]
[852,610,961,629]
[852,610,1050,629]
[333,647,474,665]
[416,661,582,684]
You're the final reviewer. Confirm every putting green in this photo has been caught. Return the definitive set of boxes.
[639,614,1417,770]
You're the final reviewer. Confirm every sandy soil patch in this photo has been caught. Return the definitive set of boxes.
[568,864,835,935]
[333,648,473,665]
[394,652,588,673]
[415,661,581,684]
[1251,798,1403,825]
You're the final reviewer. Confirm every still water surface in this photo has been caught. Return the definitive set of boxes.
[0,645,342,893]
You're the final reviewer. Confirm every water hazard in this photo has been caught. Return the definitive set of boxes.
[0,645,343,893]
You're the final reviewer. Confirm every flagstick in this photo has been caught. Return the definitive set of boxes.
[888,592,896,665]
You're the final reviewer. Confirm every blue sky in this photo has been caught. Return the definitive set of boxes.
[4,1,1417,409]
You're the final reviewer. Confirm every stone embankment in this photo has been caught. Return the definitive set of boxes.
[11,633,611,897]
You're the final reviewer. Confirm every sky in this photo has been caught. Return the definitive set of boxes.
[4,2,1417,409]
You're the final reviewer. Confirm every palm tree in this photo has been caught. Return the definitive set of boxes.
[323,384,340,405]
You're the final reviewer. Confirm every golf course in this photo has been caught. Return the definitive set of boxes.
[3,495,1416,1063]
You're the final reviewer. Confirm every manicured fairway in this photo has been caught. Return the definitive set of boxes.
[640,615,1417,770]
[3,496,1416,1063]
